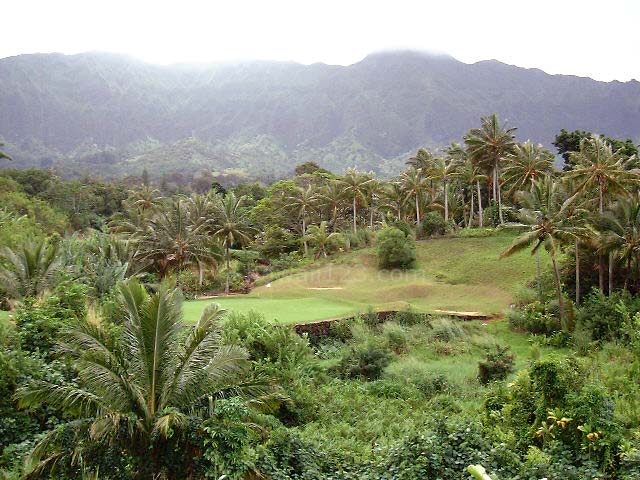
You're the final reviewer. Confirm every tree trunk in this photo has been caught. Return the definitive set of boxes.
[536,249,542,300]
[369,203,374,228]
[609,253,614,295]
[477,180,484,228]
[302,217,308,256]
[415,194,420,231]
[352,197,357,233]
[467,188,474,229]
[575,240,580,305]
[225,243,230,295]
[625,255,631,291]
[496,165,504,224]
[492,167,497,204]
[443,180,449,222]
[599,188,605,293]
[551,254,565,324]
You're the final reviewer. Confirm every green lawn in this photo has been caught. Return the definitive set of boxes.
[184,232,545,324]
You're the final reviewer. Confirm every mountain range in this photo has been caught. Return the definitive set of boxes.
[1,50,639,179]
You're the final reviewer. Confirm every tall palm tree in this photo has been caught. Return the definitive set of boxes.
[129,186,164,213]
[448,143,486,228]
[285,185,317,255]
[501,178,585,323]
[566,135,638,212]
[0,239,61,301]
[502,141,554,198]
[428,156,460,222]
[565,135,639,292]
[400,168,428,229]
[211,192,254,294]
[340,169,373,233]
[464,114,517,224]
[17,280,268,479]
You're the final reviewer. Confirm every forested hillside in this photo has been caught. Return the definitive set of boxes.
[1,50,639,178]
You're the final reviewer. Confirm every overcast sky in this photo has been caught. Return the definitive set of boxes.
[3,0,639,82]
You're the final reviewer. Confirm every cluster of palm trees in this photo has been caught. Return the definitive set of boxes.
[501,135,640,322]
[110,187,253,294]
[281,114,550,238]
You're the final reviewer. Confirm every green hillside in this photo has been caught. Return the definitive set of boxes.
[185,232,542,324]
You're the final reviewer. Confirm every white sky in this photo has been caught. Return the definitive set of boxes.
[3,0,639,82]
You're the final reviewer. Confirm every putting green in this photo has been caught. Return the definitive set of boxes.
[183,233,544,325]
[184,296,363,324]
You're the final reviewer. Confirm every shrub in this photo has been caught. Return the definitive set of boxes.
[427,317,466,342]
[382,322,408,353]
[386,219,414,238]
[478,345,515,384]
[222,311,312,367]
[507,301,561,335]
[577,289,640,341]
[337,342,392,380]
[16,281,87,356]
[391,307,428,326]
[422,211,447,236]
[343,228,373,250]
[376,226,416,270]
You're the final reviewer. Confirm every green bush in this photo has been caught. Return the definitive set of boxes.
[222,311,312,367]
[577,289,640,341]
[421,211,447,236]
[386,219,414,238]
[344,228,373,250]
[336,341,392,380]
[382,322,408,353]
[15,281,87,356]
[507,301,561,335]
[427,317,466,342]
[478,345,515,384]
[376,226,416,270]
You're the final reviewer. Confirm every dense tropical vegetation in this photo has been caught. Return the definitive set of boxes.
[2,115,640,479]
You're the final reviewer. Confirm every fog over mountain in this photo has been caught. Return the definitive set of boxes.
[1,50,639,178]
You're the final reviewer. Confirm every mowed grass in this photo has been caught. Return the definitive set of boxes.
[184,232,545,324]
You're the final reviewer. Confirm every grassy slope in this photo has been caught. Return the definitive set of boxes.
[185,232,544,324]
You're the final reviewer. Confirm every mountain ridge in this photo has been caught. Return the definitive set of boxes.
[0,50,639,178]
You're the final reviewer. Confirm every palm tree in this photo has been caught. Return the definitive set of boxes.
[464,114,517,224]
[428,156,460,222]
[129,185,164,213]
[285,185,317,255]
[305,221,344,257]
[317,180,345,230]
[381,182,407,221]
[134,197,218,284]
[448,143,486,228]
[340,169,373,233]
[365,178,382,227]
[406,147,436,172]
[211,192,254,294]
[400,168,428,229]
[597,194,640,292]
[17,280,268,479]
[502,141,554,198]
[565,135,639,292]
[0,239,60,301]
[501,178,585,323]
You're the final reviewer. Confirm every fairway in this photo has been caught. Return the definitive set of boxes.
[184,232,544,324]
